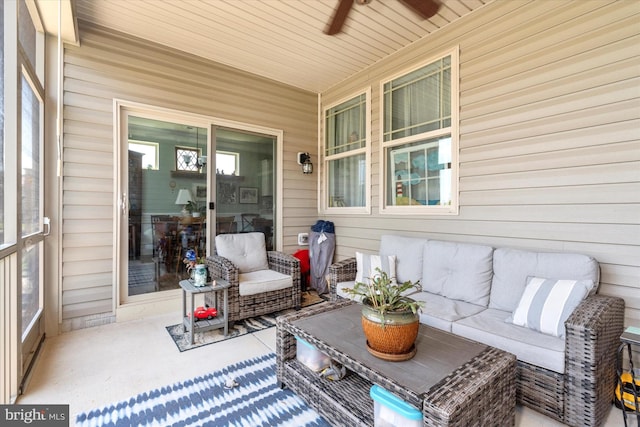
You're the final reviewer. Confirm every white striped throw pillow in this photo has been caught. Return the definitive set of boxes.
[355,252,397,285]
[509,277,592,337]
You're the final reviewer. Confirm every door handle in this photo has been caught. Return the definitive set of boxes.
[121,193,127,216]
[43,216,51,236]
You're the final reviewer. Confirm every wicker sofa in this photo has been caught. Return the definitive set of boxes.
[329,235,625,427]
[205,232,301,323]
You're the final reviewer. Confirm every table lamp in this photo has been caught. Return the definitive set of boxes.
[175,189,194,217]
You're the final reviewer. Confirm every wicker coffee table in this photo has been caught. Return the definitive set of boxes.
[276,300,516,427]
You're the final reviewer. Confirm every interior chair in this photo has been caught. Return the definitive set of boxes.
[251,217,273,250]
[216,216,237,234]
[151,215,176,288]
[240,213,260,232]
[205,232,301,323]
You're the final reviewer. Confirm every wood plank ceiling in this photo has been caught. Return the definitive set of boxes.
[73,0,492,93]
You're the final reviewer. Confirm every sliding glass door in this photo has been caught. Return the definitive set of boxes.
[125,115,208,298]
[119,110,279,303]
[214,128,275,250]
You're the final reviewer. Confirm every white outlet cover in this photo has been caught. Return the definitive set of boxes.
[298,232,309,245]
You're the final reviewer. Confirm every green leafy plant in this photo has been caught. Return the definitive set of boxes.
[185,201,198,214]
[342,268,424,320]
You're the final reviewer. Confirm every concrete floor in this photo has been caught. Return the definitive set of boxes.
[18,312,632,426]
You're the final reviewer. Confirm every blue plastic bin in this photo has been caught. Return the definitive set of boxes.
[370,384,422,427]
[295,336,330,372]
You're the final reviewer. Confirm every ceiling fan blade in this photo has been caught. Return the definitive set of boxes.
[399,0,440,19]
[325,0,354,35]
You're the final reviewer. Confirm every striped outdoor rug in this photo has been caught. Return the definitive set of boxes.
[75,353,330,427]
[166,291,327,352]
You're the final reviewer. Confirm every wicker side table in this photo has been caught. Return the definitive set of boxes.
[276,301,516,427]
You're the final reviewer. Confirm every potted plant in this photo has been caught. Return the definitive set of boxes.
[342,269,423,361]
[186,201,199,217]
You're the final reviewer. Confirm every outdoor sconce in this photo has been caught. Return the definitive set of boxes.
[297,152,313,174]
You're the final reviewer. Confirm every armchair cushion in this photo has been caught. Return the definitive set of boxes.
[215,232,269,273]
[238,269,293,296]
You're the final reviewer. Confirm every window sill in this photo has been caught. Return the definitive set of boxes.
[171,171,203,178]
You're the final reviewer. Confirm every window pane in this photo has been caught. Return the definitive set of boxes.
[21,76,40,236]
[383,56,451,141]
[328,153,366,207]
[216,152,238,175]
[21,242,41,337]
[325,94,366,156]
[176,147,199,171]
[128,141,159,170]
[387,136,452,206]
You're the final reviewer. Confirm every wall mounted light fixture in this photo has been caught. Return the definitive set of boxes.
[297,152,313,174]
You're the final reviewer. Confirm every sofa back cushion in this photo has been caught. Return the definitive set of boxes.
[379,235,427,284]
[422,240,494,306]
[215,232,269,273]
[489,248,600,312]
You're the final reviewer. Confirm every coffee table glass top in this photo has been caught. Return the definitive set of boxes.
[291,302,488,395]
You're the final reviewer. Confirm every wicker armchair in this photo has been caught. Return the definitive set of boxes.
[205,233,301,323]
[329,256,625,427]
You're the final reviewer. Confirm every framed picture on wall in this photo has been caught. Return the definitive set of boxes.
[239,187,258,204]
[218,181,237,204]
[192,184,207,201]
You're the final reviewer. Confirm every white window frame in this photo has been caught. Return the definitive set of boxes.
[175,145,200,172]
[379,47,459,215]
[216,150,239,176]
[321,88,371,214]
[128,140,159,170]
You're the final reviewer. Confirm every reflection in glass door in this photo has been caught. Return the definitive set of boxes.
[214,128,275,250]
[126,115,207,297]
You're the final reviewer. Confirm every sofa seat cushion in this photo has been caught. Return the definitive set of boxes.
[411,292,486,332]
[336,281,362,301]
[422,240,494,307]
[215,232,269,273]
[379,235,427,284]
[452,308,565,373]
[238,269,292,296]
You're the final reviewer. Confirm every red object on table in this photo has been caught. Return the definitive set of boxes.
[193,306,218,320]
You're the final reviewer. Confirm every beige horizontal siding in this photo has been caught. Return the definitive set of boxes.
[321,0,640,325]
[59,22,317,328]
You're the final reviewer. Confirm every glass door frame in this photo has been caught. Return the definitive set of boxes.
[115,101,283,315]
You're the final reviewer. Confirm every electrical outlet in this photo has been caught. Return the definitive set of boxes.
[297,232,309,246]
